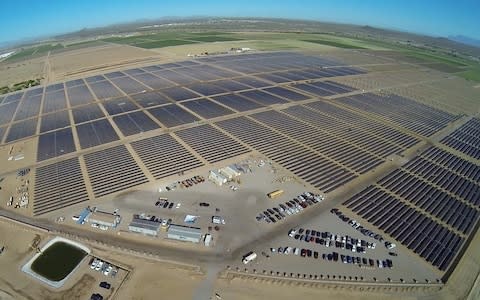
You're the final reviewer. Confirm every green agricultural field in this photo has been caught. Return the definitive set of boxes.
[6,43,64,61]
[135,39,198,49]
[458,68,480,82]
[302,39,366,49]
[190,36,243,42]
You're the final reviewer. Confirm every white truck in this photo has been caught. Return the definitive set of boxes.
[242,252,257,264]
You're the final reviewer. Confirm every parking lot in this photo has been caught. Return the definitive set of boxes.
[230,208,441,284]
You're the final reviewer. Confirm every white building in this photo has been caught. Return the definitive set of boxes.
[86,210,121,228]
[209,170,227,186]
[204,234,212,247]
[219,166,240,180]
[167,225,202,243]
[128,218,160,236]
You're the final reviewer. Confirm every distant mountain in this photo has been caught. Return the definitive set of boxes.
[448,35,480,48]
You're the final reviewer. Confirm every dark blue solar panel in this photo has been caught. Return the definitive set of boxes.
[5,118,37,142]
[238,90,288,105]
[113,111,160,136]
[3,92,24,103]
[153,69,197,85]
[104,71,126,79]
[211,94,264,112]
[148,104,199,127]
[212,80,251,92]
[187,83,228,97]
[67,84,94,106]
[45,83,63,93]
[123,68,146,76]
[43,89,67,113]
[0,101,20,126]
[131,73,175,90]
[262,86,309,101]
[102,97,139,115]
[65,79,85,88]
[130,91,171,108]
[40,110,70,133]
[76,119,119,149]
[0,125,5,142]
[110,76,150,94]
[160,87,200,101]
[37,128,76,161]
[181,98,234,119]
[72,103,105,124]
[14,94,42,121]
[234,77,272,88]
[85,75,106,83]
[88,80,123,100]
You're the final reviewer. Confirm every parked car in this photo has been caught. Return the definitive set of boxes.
[99,281,111,289]
[199,202,210,207]
[90,294,103,300]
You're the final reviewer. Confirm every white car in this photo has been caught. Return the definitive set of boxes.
[104,265,113,276]
[90,259,98,269]
[95,261,104,271]
[294,248,300,255]
[176,203,181,209]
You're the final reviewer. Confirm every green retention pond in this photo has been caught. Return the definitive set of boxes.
[31,241,87,282]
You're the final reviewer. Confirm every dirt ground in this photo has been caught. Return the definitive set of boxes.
[0,59,44,87]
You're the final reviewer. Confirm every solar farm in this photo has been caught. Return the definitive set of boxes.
[0,50,479,290]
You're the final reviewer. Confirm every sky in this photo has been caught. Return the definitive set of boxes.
[0,0,479,44]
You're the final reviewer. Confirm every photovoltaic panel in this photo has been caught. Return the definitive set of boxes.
[123,68,146,76]
[72,103,105,124]
[262,86,309,101]
[33,157,89,215]
[40,110,70,133]
[131,134,204,180]
[234,77,273,88]
[153,69,197,85]
[14,93,42,121]
[102,97,139,115]
[0,101,20,126]
[85,75,106,83]
[131,73,175,90]
[181,98,234,119]
[88,80,123,100]
[176,124,250,163]
[76,118,119,149]
[211,94,264,112]
[43,89,67,113]
[84,144,149,198]
[67,84,95,107]
[0,126,5,142]
[65,78,85,88]
[113,111,160,136]
[187,83,228,97]
[37,127,76,161]
[5,118,38,143]
[110,76,150,94]
[104,71,126,79]
[148,104,199,127]
[130,91,171,108]
[160,87,200,101]
[238,90,289,105]
[3,92,24,103]
[212,80,251,92]
[45,83,63,93]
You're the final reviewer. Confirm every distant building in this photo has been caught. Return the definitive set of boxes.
[86,210,121,228]
[219,166,241,180]
[167,225,201,243]
[76,207,92,225]
[208,170,227,186]
[128,218,160,236]
[204,234,212,247]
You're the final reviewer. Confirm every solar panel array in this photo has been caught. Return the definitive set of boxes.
[343,146,480,271]
[175,124,250,163]
[83,145,149,198]
[131,134,204,179]
[337,93,461,137]
[440,117,480,159]
[33,157,89,215]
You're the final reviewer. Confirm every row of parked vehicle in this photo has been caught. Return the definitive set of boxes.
[155,198,180,209]
[324,252,394,269]
[288,228,375,254]
[89,258,118,277]
[270,246,321,258]
[330,208,397,250]
[179,175,205,188]
[256,192,324,224]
